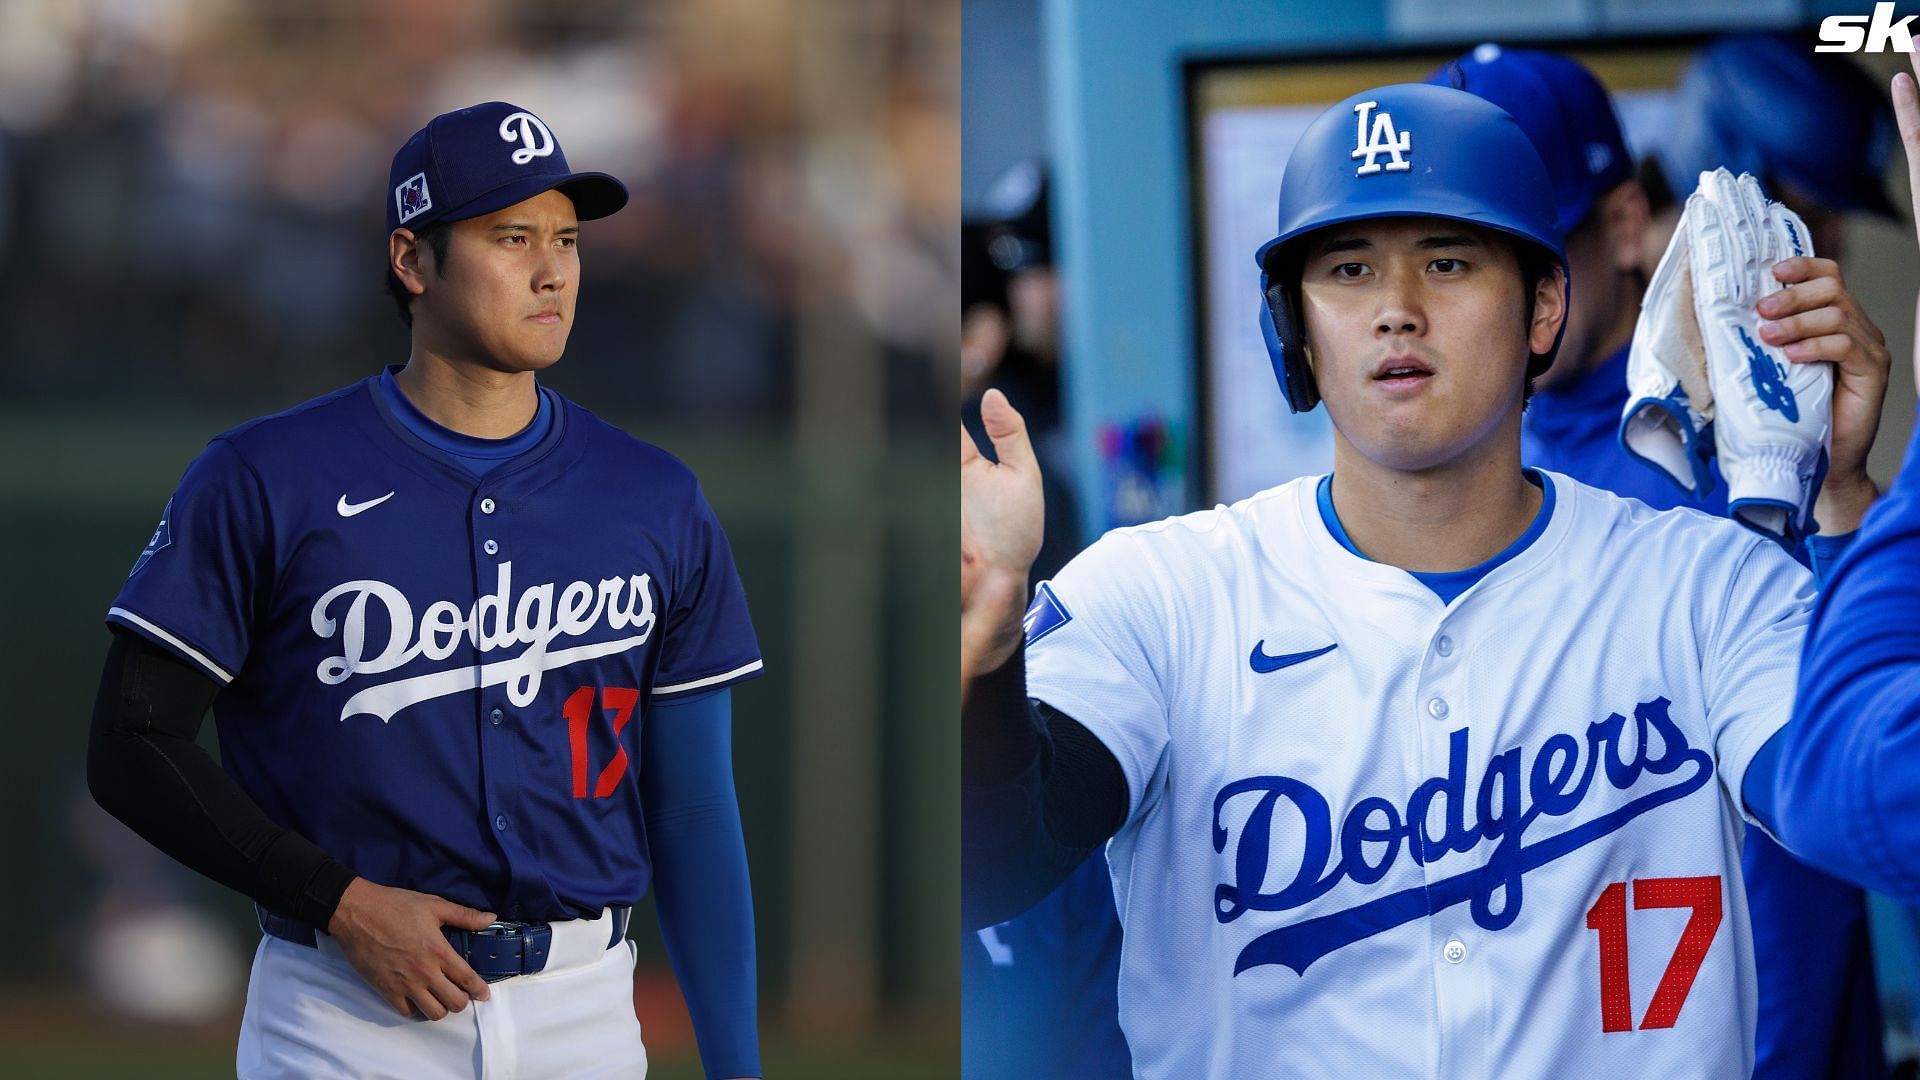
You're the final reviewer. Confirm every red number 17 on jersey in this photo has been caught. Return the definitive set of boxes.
[1585,875,1723,1033]
[563,685,638,799]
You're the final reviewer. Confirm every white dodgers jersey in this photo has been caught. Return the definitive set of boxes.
[1023,471,1811,1079]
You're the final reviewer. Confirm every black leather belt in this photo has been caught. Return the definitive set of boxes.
[257,904,631,983]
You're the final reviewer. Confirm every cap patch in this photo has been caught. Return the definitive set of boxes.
[395,172,432,224]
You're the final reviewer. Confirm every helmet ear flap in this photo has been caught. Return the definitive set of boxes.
[1259,270,1319,413]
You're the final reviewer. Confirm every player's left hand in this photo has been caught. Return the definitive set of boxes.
[1757,258,1889,533]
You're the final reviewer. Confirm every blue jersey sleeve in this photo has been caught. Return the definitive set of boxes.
[106,438,271,684]
[1776,427,1920,899]
[652,489,761,698]
[642,688,759,1077]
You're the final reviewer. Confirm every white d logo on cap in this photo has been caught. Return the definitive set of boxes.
[499,111,556,166]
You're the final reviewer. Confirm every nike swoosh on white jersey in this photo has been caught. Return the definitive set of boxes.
[337,492,396,517]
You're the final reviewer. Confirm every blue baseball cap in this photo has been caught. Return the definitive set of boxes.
[385,101,628,235]
[1430,44,1633,235]
[1658,34,1895,218]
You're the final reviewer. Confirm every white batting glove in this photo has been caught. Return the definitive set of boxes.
[1620,201,1716,497]
[1688,169,1832,544]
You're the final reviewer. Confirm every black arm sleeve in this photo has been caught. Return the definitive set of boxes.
[86,628,357,928]
[962,641,1129,929]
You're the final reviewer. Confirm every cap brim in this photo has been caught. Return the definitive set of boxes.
[554,173,629,220]
[436,171,630,226]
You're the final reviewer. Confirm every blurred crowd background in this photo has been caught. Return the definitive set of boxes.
[0,0,955,422]
[0,0,957,1076]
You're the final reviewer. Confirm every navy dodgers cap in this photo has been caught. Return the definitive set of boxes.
[386,101,628,235]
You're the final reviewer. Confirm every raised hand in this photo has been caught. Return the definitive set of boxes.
[961,389,1045,682]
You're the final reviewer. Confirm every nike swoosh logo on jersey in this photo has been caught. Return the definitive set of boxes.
[337,492,396,517]
[1249,641,1337,673]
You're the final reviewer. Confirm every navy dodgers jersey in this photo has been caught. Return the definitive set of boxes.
[106,376,762,923]
[1025,470,1809,1080]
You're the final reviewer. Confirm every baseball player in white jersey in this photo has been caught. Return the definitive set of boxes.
[959,83,1866,1078]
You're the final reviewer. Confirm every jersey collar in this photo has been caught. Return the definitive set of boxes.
[1297,468,1577,606]
[363,365,572,489]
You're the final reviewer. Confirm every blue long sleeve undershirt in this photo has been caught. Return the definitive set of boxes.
[643,687,759,1079]
[1775,423,1920,901]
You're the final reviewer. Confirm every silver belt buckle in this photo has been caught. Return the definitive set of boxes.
[474,920,531,937]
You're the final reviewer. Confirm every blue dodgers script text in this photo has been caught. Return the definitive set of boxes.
[1212,697,1712,974]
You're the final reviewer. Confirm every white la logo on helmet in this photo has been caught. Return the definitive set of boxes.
[1350,101,1411,177]
[498,111,556,166]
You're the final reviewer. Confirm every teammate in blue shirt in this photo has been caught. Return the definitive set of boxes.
[1436,45,1893,1079]
[1776,53,1920,911]
[87,102,763,1079]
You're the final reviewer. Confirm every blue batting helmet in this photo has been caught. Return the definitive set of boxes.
[1254,83,1568,413]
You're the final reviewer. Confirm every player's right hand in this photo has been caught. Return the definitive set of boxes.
[326,877,498,1021]
[961,389,1045,680]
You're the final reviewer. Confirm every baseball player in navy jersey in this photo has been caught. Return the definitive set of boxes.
[1776,51,1920,911]
[1434,45,1892,1079]
[87,101,763,1079]
[961,83,1875,1078]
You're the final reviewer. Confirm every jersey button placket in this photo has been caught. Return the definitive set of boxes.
[474,492,506,562]
[1424,623,1484,1076]
[471,489,528,910]
[1423,626,1457,723]
[1434,922,1489,1074]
